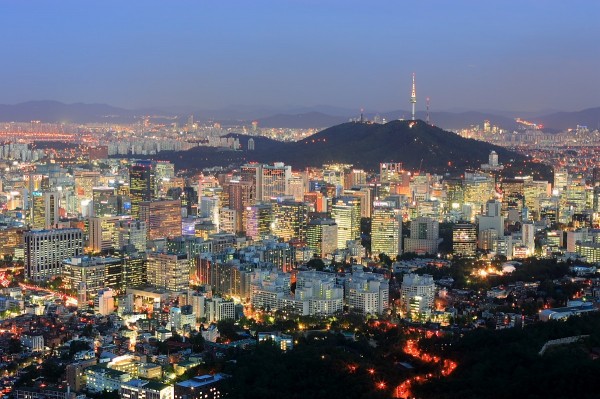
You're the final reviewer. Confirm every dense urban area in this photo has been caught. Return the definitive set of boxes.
[0,108,599,399]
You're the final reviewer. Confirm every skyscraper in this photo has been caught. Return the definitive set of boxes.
[371,202,402,258]
[271,200,309,242]
[30,191,60,229]
[331,196,361,250]
[129,160,156,219]
[139,199,182,240]
[306,219,338,257]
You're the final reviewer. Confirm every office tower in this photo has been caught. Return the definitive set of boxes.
[400,273,435,321]
[463,172,495,217]
[478,199,504,249]
[74,170,101,199]
[92,186,117,217]
[200,196,220,230]
[219,207,237,234]
[345,269,389,315]
[344,169,367,190]
[24,228,84,281]
[331,196,361,250]
[117,219,147,252]
[287,173,306,201]
[553,167,568,193]
[129,160,156,218]
[240,163,262,200]
[30,190,59,229]
[121,252,146,288]
[522,222,535,256]
[261,162,292,201]
[62,256,123,302]
[445,178,464,213]
[271,200,309,241]
[228,178,256,231]
[371,202,402,258]
[244,204,272,240]
[88,216,125,253]
[304,191,326,213]
[139,199,182,240]
[344,187,372,218]
[306,219,338,257]
[147,253,190,293]
[452,223,477,256]
[380,162,404,183]
[404,216,440,255]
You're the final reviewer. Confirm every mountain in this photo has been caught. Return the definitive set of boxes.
[0,100,179,123]
[534,107,600,130]
[146,120,551,180]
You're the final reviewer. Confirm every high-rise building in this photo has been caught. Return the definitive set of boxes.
[92,187,118,217]
[25,228,84,281]
[478,199,504,249]
[271,200,308,241]
[88,216,127,253]
[139,199,182,240]
[452,223,477,256]
[331,196,361,250]
[117,219,147,252]
[30,191,59,229]
[306,219,338,257]
[404,216,440,255]
[244,204,272,240]
[261,163,292,201]
[371,202,402,258]
[129,160,156,218]
[147,253,190,293]
[400,273,435,321]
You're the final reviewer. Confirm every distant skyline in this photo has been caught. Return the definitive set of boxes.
[1,1,599,113]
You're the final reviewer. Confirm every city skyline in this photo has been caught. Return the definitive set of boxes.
[2,1,600,113]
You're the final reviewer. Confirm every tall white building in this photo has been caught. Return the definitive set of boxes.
[400,273,435,321]
[295,270,344,315]
[345,269,389,315]
[331,196,361,250]
[478,200,504,249]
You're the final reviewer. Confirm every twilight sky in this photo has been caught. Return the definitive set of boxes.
[1,0,599,113]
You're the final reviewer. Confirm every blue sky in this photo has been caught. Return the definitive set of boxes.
[1,0,599,112]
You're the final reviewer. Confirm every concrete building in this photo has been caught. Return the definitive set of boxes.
[400,273,435,321]
[24,228,84,281]
[345,269,389,315]
[404,217,440,255]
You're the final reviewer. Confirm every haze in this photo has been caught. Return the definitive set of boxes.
[1,0,599,113]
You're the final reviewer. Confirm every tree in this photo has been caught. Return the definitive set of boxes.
[307,257,326,271]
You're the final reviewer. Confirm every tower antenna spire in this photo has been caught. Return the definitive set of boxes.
[426,97,430,124]
[410,73,417,121]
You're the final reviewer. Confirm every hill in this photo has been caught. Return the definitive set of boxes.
[0,100,175,123]
[145,120,551,180]
[534,107,600,130]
